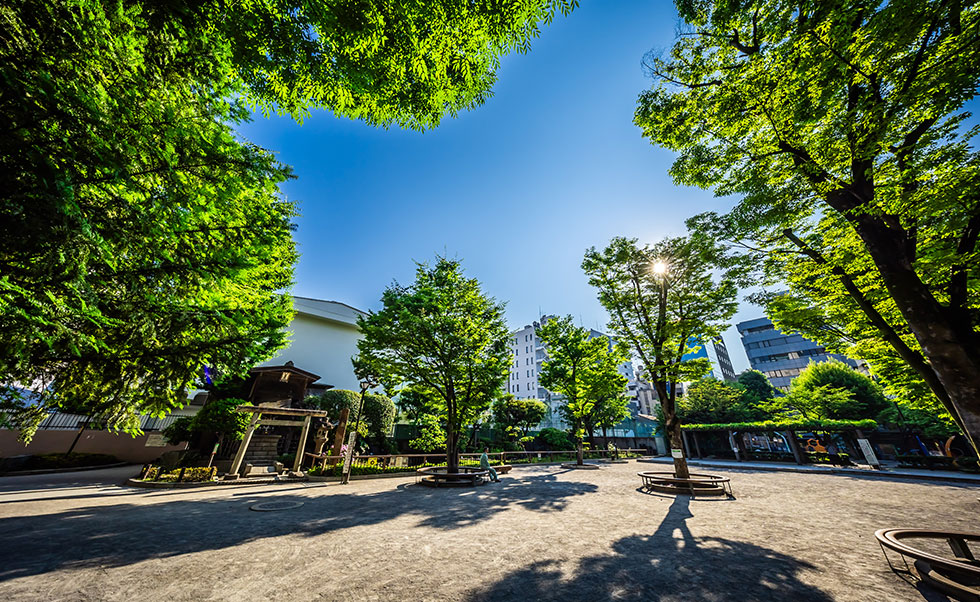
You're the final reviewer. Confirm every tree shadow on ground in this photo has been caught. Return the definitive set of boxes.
[468,495,835,602]
[0,469,595,581]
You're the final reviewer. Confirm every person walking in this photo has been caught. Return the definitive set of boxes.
[480,447,500,483]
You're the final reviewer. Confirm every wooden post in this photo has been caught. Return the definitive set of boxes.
[728,430,741,461]
[681,430,692,458]
[784,430,804,465]
[293,415,312,473]
[228,411,261,478]
[692,431,703,459]
[329,408,350,467]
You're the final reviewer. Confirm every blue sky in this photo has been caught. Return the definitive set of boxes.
[235,1,867,373]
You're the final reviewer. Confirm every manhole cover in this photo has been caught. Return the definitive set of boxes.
[250,500,305,512]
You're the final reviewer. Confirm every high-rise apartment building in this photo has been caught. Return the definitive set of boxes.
[682,337,737,382]
[505,315,635,430]
[736,316,861,390]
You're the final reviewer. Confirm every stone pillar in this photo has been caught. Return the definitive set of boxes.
[328,408,350,467]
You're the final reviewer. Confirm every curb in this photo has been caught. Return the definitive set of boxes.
[0,462,130,477]
[125,476,308,489]
[637,457,980,485]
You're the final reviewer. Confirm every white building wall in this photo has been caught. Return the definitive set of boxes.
[258,297,366,392]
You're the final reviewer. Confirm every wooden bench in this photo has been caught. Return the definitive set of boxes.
[637,471,733,497]
[416,466,489,487]
[876,528,980,601]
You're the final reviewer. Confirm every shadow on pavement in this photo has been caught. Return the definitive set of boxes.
[0,470,595,582]
[468,495,835,602]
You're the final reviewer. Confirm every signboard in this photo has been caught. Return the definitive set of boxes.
[857,439,880,469]
[341,431,357,476]
[671,448,684,459]
[144,434,167,447]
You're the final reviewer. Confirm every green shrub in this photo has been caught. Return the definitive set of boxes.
[537,428,573,450]
[142,466,217,482]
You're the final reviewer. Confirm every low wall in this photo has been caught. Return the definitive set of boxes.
[0,429,187,463]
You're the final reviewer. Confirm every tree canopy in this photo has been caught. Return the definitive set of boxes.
[737,370,776,405]
[1,1,296,440]
[538,315,629,464]
[678,377,764,424]
[354,257,510,472]
[493,395,548,441]
[790,361,889,420]
[583,234,743,477]
[2,0,574,441]
[304,389,396,444]
[638,0,980,452]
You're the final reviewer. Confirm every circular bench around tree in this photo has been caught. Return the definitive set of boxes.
[415,466,490,487]
[875,528,980,601]
[637,471,732,497]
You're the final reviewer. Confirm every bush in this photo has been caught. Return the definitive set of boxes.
[537,428,573,450]
[142,466,217,482]
[162,416,194,445]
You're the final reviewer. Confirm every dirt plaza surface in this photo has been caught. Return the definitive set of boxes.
[0,462,976,601]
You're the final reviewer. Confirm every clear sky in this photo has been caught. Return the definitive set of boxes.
[233,1,789,373]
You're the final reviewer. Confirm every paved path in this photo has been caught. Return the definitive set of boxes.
[0,462,977,601]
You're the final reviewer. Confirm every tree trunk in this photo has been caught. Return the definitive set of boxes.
[446,399,459,473]
[446,427,458,473]
[576,437,584,465]
[668,420,690,479]
[846,215,980,455]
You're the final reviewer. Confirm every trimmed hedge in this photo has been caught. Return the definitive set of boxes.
[683,419,877,432]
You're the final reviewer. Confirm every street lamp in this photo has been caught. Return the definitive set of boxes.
[341,376,377,485]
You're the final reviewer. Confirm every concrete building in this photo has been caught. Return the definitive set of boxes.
[634,378,660,416]
[258,296,368,393]
[683,337,737,382]
[506,316,636,431]
[736,316,861,390]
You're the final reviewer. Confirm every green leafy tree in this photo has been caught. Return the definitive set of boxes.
[583,235,742,478]
[790,361,889,421]
[304,389,395,447]
[679,377,763,424]
[396,387,437,425]
[592,391,632,448]
[493,395,548,442]
[764,385,861,423]
[1,1,296,440]
[1,0,575,441]
[537,427,574,451]
[538,315,629,465]
[162,417,195,447]
[638,0,980,452]
[163,398,268,465]
[737,370,776,406]
[410,414,447,453]
[355,257,510,473]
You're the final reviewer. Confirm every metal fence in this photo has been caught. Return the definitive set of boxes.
[303,448,649,477]
[0,411,182,432]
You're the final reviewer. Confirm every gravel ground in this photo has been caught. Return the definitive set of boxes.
[0,463,976,601]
